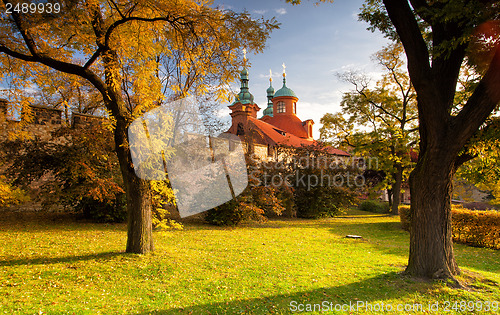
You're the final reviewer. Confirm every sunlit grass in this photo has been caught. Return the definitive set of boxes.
[0,209,498,314]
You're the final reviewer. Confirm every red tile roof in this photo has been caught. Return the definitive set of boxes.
[248,117,350,156]
[263,114,309,138]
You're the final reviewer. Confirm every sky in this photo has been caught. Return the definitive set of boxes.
[214,0,391,139]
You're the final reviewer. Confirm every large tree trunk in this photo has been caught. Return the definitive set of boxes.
[387,189,393,207]
[406,151,459,279]
[114,116,154,254]
[100,45,154,254]
[391,164,403,215]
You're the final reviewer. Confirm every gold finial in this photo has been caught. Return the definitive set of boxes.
[282,62,286,77]
[269,69,273,82]
[243,48,247,62]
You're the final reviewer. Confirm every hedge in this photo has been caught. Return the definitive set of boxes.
[359,200,390,214]
[399,205,500,250]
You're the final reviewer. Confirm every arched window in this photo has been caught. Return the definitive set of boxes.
[293,102,296,114]
[277,101,286,113]
[236,123,245,136]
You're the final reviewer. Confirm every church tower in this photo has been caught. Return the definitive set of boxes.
[267,64,314,140]
[227,65,260,136]
[272,64,298,117]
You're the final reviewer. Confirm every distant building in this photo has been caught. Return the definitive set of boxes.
[225,65,349,160]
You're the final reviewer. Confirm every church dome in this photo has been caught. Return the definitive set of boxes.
[237,90,254,103]
[263,103,273,116]
[232,67,254,105]
[273,78,297,99]
[266,85,275,95]
[240,68,249,78]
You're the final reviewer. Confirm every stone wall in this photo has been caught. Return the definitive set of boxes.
[72,112,105,129]
[0,99,105,142]
[0,100,107,212]
[31,105,63,126]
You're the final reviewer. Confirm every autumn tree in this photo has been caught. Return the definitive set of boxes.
[0,0,277,253]
[33,70,105,121]
[360,0,500,280]
[456,117,500,207]
[290,0,500,280]
[320,43,418,214]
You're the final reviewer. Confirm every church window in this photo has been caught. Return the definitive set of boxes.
[277,101,285,113]
[236,123,245,136]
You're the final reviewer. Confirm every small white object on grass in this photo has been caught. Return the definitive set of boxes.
[345,235,362,239]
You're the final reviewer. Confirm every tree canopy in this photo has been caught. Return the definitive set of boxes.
[0,0,278,253]
[320,43,418,214]
[290,0,500,280]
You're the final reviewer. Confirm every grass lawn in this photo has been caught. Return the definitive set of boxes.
[0,209,498,314]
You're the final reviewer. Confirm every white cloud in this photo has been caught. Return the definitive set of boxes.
[275,8,287,15]
[293,101,334,140]
[252,9,267,15]
[258,70,282,80]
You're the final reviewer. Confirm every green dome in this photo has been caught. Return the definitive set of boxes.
[236,91,254,104]
[273,78,297,98]
[266,85,275,95]
[240,68,249,79]
[232,67,254,105]
[263,103,273,117]
[262,80,274,118]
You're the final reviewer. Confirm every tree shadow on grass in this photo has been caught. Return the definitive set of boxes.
[136,271,437,314]
[337,214,395,219]
[330,222,500,276]
[0,250,127,267]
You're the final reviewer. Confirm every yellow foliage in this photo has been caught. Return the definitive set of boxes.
[150,180,182,230]
[399,204,500,249]
[0,176,30,207]
[452,207,500,249]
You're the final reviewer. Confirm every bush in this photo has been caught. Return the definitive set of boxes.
[204,155,290,226]
[398,204,500,249]
[0,176,30,207]
[398,205,411,231]
[359,200,390,214]
[452,208,500,249]
[294,186,354,218]
[277,144,360,219]
[205,197,266,226]
[4,127,125,212]
[150,180,183,230]
[462,202,496,211]
[79,194,127,223]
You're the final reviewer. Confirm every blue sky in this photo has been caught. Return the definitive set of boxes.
[215,0,391,138]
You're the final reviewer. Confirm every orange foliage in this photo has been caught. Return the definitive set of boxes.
[399,205,500,249]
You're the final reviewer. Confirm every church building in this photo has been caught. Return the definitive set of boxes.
[225,65,349,159]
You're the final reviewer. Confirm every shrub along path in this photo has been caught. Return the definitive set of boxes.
[0,209,498,314]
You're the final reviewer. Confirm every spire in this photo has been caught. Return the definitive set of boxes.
[267,69,274,96]
[273,63,298,99]
[232,48,254,105]
[282,62,287,86]
[263,69,274,117]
